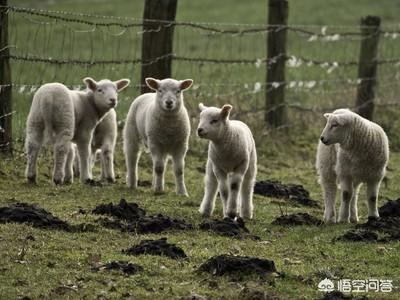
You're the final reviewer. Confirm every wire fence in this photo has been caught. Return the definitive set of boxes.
[1,5,400,149]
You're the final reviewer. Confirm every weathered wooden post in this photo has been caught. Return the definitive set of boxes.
[0,0,12,154]
[140,0,177,94]
[356,16,381,121]
[265,0,288,128]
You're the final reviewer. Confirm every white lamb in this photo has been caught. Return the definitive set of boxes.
[25,77,130,185]
[197,103,257,219]
[73,109,118,182]
[316,108,389,223]
[123,77,193,195]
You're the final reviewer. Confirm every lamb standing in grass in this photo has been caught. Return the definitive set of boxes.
[123,77,193,195]
[25,77,130,184]
[197,103,257,219]
[73,109,118,182]
[316,108,389,223]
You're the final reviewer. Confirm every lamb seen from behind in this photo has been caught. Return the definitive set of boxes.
[25,77,130,185]
[316,108,389,223]
[123,77,193,195]
[197,103,257,219]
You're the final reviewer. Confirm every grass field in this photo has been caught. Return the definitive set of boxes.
[1,0,400,299]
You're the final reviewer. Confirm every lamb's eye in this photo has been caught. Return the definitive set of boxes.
[331,123,338,128]
[158,89,162,93]
[210,119,218,125]
[176,90,181,94]
[97,89,103,93]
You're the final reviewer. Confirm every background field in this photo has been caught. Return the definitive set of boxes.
[1,0,400,299]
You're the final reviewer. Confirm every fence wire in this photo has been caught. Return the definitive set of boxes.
[0,5,400,145]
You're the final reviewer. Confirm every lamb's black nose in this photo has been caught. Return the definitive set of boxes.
[197,128,204,135]
[320,136,325,143]
[110,98,116,105]
[166,100,173,106]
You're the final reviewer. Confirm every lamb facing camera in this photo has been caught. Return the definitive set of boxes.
[316,108,389,223]
[123,77,193,195]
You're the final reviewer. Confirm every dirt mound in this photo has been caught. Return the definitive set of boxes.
[357,217,400,241]
[199,218,260,240]
[93,200,192,234]
[0,202,71,230]
[198,255,276,277]
[92,199,146,221]
[92,261,143,275]
[124,238,187,259]
[272,213,322,226]
[336,229,378,242]
[379,199,400,217]
[317,291,353,300]
[254,180,320,208]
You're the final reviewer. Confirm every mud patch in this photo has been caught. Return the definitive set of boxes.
[199,218,260,240]
[379,198,400,217]
[93,200,192,234]
[254,180,320,208]
[358,217,400,241]
[0,202,92,232]
[336,229,378,242]
[317,291,353,300]
[92,261,143,275]
[123,238,187,259]
[272,213,322,226]
[198,255,277,277]
[92,199,146,221]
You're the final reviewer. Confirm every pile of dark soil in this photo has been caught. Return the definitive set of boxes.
[271,213,322,226]
[336,229,378,242]
[124,238,187,259]
[379,198,400,217]
[92,199,146,221]
[317,291,353,300]
[254,180,320,208]
[0,202,69,231]
[92,261,143,275]
[198,255,277,277]
[93,200,192,234]
[199,218,260,240]
[358,217,400,241]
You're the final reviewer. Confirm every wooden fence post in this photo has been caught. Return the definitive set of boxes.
[356,16,380,121]
[141,0,177,94]
[265,0,288,128]
[0,0,12,154]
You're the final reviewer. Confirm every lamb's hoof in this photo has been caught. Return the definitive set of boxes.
[53,178,63,185]
[324,218,337,224]
[350,217,359,224]
[64,178,73,185]
[226,212,237,219]
[177,191,189,197]
[84,179,103,187]
[367,216,380,221]
[154,190,165,196]
[199,209,211,218]
[27,176,37,184]
[337,218,350,224]
[105,177,116,183]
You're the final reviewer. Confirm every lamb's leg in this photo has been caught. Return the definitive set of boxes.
[172,149,188,196]
[124,132,140,189]
[72,145,80,178]
[350,183,361,223]
[366,181,381,219]
[321,178,337,223]
[338,178,353,223]
[240,170,255,220]
[226,173,244,219]
[152,151,167,194]
[53,132,72,185]
[199,159,219,217]
[101,145,115,183]
[64,144,75,184]
[25,126,44,184]
[77,141,92,183]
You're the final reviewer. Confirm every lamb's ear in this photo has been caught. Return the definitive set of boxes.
[198,102,206,111]
[180,79,193,91]
[220,104,233,120]
[323,113,332,120]
[84,77,97,92]
[335,114,349,126]
[115,79,130,92]
[145,77,160,91]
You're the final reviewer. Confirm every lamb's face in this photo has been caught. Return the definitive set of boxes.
[320,113,348,145]
[197,103,232,141]
[145,78,193,112]
[84,77,130,112]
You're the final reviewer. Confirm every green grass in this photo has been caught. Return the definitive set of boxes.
[1,0,400,299]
